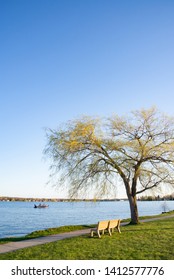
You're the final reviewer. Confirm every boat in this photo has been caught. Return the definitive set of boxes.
[34,203,49,208]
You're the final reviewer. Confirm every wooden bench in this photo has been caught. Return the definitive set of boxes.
[90,220,109,238]
[90,219,121,238]
[108,219,121,236]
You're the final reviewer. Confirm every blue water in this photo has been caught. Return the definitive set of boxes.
[0,200,174,238]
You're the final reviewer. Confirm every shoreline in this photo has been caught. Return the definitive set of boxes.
[1,213,174,254]
[1,196,174,202]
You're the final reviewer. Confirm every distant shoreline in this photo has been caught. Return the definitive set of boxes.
[0,196,174,202]
[0,196,127,202]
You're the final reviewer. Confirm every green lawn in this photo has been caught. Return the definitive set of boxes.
[0,216,174,260]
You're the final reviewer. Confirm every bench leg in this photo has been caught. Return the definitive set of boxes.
[97,230,101,238]
[117,226,121,233]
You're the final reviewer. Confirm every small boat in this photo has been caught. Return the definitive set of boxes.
[34,203,49,208]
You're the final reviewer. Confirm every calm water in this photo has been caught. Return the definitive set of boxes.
[0,200,174,238]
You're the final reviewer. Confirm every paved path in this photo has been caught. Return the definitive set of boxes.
[0,214,174,254]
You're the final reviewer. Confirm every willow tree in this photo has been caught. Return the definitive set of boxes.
[44,107,174,224]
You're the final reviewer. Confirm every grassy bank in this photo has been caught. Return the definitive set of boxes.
[0,224,94,245]
[0,212,174,260]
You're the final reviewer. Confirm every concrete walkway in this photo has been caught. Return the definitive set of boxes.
[0,214,174,254]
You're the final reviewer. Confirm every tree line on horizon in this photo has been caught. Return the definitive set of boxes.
[0,194,174,202]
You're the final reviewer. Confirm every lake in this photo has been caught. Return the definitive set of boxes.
[0,200,174,238]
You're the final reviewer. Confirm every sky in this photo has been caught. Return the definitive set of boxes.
[1,0,174,199]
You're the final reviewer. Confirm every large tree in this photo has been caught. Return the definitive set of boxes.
[44,108,174,224]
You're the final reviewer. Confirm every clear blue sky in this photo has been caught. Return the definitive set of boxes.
[1,0,174,198]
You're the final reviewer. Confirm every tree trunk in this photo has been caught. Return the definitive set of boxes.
[122,177,139,224]
[128,194,139,224]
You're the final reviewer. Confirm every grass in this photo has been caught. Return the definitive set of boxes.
[0,213,174,260]
[0,224,94,245]
[126,209,174,222]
